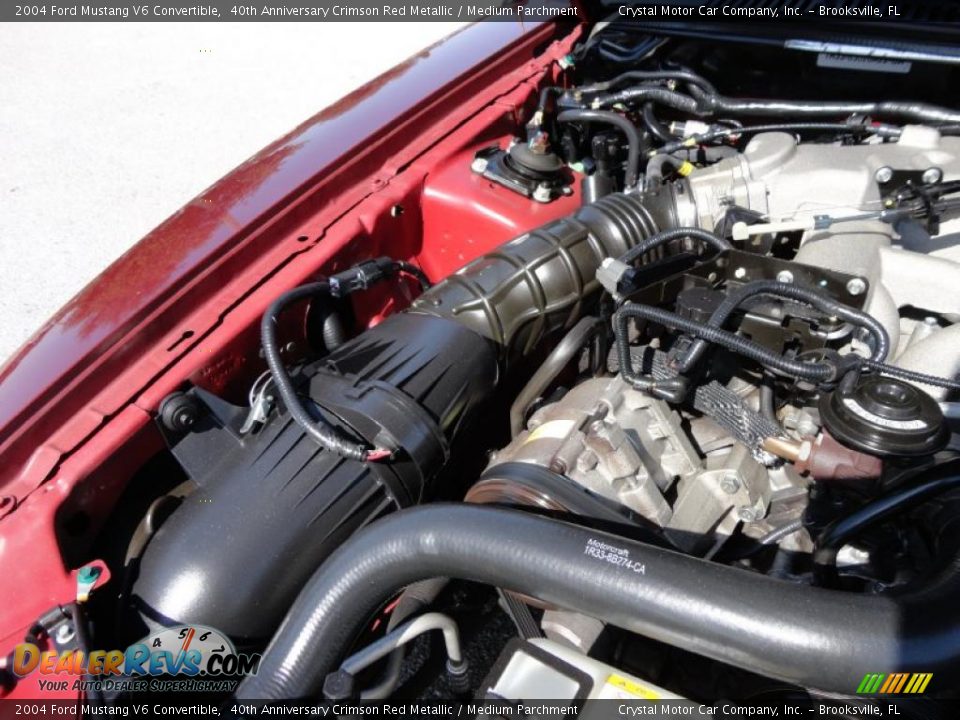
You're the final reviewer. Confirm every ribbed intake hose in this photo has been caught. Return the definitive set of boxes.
[235,504,960,699]
[408,191,675,366]
[131,191,677,643]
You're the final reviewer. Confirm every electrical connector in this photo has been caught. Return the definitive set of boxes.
[329,257,400,298]
[596,257,632,299]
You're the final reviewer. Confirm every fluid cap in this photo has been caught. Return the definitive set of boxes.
[819,375,947,457]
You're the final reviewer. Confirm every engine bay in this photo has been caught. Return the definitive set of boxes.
[5,19,960,707]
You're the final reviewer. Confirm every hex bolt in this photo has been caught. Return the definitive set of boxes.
[532,183,552,203]
[733,267,747,280]
[922,167,943,185]
[874,166,894,184]
[720,474,740,494]
[738,506,757,522]
[775,270,794,284]
[846,277,867,296]
[470,157,488,174]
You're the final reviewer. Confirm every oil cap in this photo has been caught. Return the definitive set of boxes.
[819,375,948,457]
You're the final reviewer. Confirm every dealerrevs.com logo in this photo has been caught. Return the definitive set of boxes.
[13,625,260,693]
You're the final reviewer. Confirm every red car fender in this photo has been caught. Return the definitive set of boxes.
[0,19,584,685]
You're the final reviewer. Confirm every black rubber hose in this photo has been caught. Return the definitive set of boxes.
[641,103,673,144]
[644,154,680,186]
[233,504,960,698]
[536,86,562,116]
[70,603,103,704]
[679,280,892,372]
[395,261,431,291]
[612,311,687,401]
[593,86,700,114]
[618,226,732,266]
[586,83,960,125]
[594,36,663,65]
[813,457,960,586]
[759,374,779,426]
[261,283,384,462]
[699,96,960,125]
[321,310,346,352]
[577,69,717,96]
[557,110,641,188]
[862,359,960,392]
[614,303,837,385]
[509,316,603,436]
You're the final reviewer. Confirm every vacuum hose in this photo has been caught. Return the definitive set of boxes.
[235,504,960,699]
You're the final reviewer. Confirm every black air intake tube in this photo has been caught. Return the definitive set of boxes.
[132,192,675,642]
[409,191,674,366]
[235,504,960,699]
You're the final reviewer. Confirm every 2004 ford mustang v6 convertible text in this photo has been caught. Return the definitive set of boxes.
[2,4,960,706]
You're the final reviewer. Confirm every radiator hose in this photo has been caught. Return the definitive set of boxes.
[235,504,960,699]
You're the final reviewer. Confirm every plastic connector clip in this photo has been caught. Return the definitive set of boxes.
[596,257,632,299]
[329,257,399,299]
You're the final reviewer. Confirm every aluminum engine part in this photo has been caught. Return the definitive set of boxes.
[485,375,814,545]
[666,443,769,552]
[681,128,960,390]
[684,126,960,229]
[485,375,701,526]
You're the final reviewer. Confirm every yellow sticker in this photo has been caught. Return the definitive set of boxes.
[602,674,661,700]
[525,420,576,444]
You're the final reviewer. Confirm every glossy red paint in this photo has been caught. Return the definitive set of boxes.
[419,145,581,280]
[0,19,584,697]
[0,20,576,493]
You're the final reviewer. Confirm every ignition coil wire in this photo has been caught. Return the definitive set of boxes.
[261,258,429,463]
[861,359,960,392]
[677,280,892,373]
[614,302,960,404]
[613,303,838,402]
[262,283,388,463]
[618,226,732,267]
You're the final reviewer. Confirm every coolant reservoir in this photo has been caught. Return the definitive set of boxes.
[481,638,697,704]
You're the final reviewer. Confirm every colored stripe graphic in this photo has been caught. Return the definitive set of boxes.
[857,674,884,693]
[857,672,932,694]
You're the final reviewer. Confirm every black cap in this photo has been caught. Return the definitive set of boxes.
[819,375,947,457]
